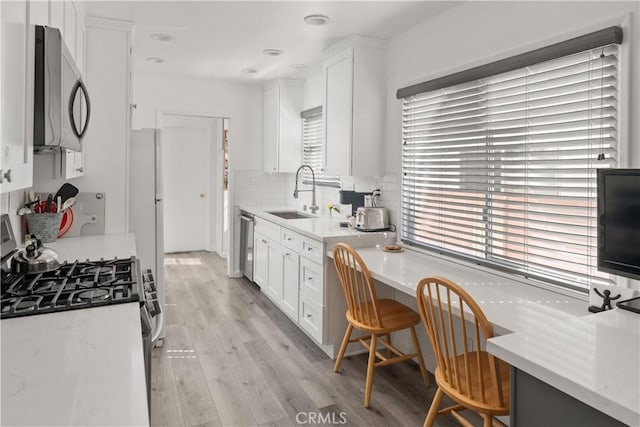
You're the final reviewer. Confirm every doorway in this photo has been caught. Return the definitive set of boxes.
[158,113,227,255]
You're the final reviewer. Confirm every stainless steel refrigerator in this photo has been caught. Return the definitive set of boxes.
[129,129,165,343]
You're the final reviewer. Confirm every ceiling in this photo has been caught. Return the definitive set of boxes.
[84,1,459,84]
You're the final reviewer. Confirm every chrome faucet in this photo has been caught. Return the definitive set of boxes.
[293,165,319,214]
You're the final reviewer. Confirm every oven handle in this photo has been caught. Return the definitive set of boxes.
[143,269,164,344]
[151,310,164,344]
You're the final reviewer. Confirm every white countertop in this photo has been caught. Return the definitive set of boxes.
[487,309,640,426]
[1,303,149,426]
[2,233,148,426]
[339,245,638,424]
[331,246,587,335]
[241,207,395,242]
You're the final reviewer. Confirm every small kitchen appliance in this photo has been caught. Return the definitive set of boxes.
[34,25,90,152]
[355,207,389,231]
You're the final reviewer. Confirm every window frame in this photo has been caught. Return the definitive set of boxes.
[300,106,341,188]
[397,27,626,294]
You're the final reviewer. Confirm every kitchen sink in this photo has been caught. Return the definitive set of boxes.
[267,210,315,219]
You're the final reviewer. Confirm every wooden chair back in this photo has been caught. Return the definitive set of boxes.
[416,276,507,408]
[332,243,383,328]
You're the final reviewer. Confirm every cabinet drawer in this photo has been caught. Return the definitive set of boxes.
[300,237,324,265]
[299,294,323,343]
[255,217,281,243]
[300,257,324,305]
[281,228,303,252]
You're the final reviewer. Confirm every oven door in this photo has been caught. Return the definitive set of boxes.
[140,269,163,418]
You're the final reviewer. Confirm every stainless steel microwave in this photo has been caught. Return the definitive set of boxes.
[34,25,90,152]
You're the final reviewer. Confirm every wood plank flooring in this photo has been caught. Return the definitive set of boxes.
[151,251,481,427]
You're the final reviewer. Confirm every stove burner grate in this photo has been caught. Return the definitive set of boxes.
[78,289,110,302]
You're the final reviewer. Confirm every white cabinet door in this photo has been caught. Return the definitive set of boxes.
[30,0,49,26]
[253,233,269,288]
[323,46,353,176]
[76,24,85,75]
[62,148,84,178]
[50,0,63,34]
[281,250,299,321]
[266,241,284,302]
[63,0,76,59]
[322,36,386,178]
[263,85,279,173]
[263,80,303,173]
[0,0,33,193]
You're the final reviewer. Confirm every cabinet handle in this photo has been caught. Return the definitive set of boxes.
[262,239,267,244]
[307,247,313,251]
[285,253,290,256]
[75,167,84,173]
[307,314,312,318]
[3,169,12,183]
[307,277,313,282]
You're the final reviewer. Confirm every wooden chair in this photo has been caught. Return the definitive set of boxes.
[415,277,510,427]
[332,243,430,408]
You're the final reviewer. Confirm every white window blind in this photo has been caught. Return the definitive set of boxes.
[401,43,621,292]
[301,107,341,188]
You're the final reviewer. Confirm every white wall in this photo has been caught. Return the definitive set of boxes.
[132,74,293,276]
[132,73,264,172]
[385,1,639,175]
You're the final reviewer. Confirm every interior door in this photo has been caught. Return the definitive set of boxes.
[162,125,210,252]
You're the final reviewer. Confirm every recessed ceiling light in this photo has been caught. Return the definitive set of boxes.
[304,14,330,26]
[242,68,257,74]
[262,49,284,56]
[149,33,174,42]
[146,57,164,63]
[290,64,306,69]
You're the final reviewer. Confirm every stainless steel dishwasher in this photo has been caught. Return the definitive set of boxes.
[239,211,254,282]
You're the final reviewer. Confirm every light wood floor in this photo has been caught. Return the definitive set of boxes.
[151,251,482,427]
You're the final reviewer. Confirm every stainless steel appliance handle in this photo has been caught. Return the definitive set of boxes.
[68,79,91,139]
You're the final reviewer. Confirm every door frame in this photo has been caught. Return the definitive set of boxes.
[156,110,227,255]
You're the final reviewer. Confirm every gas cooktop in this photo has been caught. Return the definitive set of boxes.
[1,257,143,319]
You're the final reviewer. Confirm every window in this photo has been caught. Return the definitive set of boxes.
[398,27,623,292]
[301,107,340,188]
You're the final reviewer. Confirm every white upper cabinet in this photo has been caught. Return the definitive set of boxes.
[50,0,63,33]
[63,0,76,60]
[323,35,386,177]
[263,79,304,173]
[30,1,49,26]
[1,0,34,193]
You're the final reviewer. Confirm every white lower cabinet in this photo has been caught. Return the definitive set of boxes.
[265,241,284,303]
[253,233,269,288]
[300,256,324,305]
[254,220,324,340]
[281,250,299,322]
[299,293,323,343]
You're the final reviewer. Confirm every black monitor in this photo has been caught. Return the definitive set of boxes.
[597,169,640,280]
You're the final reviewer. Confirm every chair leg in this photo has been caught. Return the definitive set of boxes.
[410,326,430,386]
[483,414,492,427]
[423,387,444,427]
[334,324,354,373]
[364,333,377,408]
[385,333,392,358]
